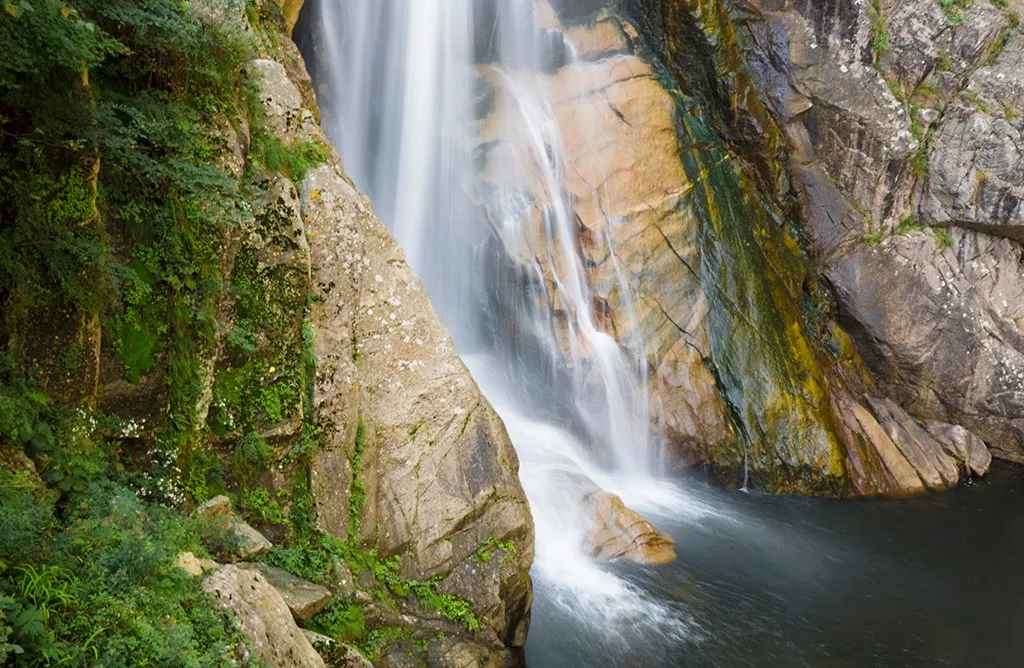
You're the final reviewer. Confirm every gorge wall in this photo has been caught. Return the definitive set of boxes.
[293,0,1019,498]
[423,0,1013,496]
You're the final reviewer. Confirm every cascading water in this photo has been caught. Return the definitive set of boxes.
[308,0,696,646]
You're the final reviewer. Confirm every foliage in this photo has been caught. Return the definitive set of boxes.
[938,0,972,25]
[0,465,260,666]
[895,214,928,235]
[249,134,330,182]
[868,0,890,58]
[0,0,254,481]
[474,537,517,564]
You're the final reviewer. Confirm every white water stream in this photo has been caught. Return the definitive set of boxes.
[314,0,692,640]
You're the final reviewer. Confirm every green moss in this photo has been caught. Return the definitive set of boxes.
[349,416,367,537]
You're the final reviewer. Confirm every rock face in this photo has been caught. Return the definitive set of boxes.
[254,27,535,661]
[470,0,998,495]
[721,0,1024,463]
[204,565,326,668]
[586,492,677,565]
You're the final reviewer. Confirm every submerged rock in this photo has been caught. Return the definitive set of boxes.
[585,491,677,566]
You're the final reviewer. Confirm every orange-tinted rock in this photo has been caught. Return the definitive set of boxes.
[585,491,677,566]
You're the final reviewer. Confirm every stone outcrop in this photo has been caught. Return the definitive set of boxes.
[253,24,535,662]
[204,565,326,668]
[194,495,274,560]
[241,563,333,621]
[586,492,677,565]
[722,0,1024,463]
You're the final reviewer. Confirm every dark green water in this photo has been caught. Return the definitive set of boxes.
[525,463,1024,667]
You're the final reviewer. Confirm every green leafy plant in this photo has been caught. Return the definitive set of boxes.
[934,228,955,248]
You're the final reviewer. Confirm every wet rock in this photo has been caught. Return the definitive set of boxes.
[866,397,961,490]
[924,420,992,477]
[240,563,332,622]
[585,491,676,565]
[204,565,326,668]
[836,396,926,496]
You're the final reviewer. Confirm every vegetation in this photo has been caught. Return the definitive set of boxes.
[0,1,487,664]
[868,0,890,58]
[938,0,973,25]
[0,365,258,665]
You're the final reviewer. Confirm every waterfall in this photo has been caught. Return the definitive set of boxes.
[310,0,690,639]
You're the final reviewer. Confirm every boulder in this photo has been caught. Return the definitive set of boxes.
[240,563,332,622]
[924,420,993,477]
[204,564,326,668]
[227,518,274,560]
[585,491,676,566]
[194,495,232,518]
[193,495,273,560]
[175,552,218,577]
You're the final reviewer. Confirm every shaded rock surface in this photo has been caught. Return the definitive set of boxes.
[727,0,1024,462]
[204,564,326,668]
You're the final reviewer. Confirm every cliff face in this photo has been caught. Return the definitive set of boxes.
[610,0,1021,490]
[255,35,534,664]
[726,0,1024,464]
[461,0,1013,495]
